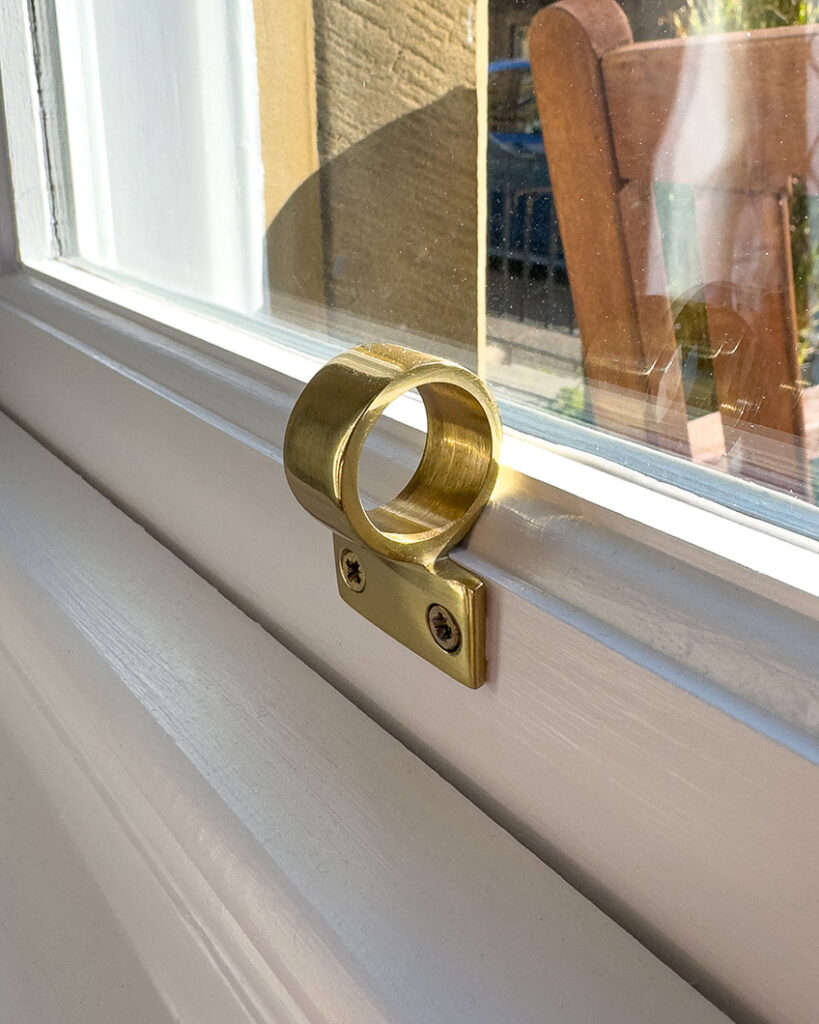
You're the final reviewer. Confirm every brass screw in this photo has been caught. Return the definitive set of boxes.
[427,604,461,653]
[339,548,366,592]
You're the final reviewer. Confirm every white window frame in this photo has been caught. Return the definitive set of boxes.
[0,399,732,1024]
[0,5,817,1022]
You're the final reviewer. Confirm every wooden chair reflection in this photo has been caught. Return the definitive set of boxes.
[529,0,818,499]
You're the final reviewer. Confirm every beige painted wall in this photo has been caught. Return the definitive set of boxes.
[253,0,319,222]
[253,0,325,305]
[311,0,477,158]
[257,0,483,351]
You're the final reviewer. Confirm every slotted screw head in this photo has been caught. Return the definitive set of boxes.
[427,604,461,653]
[339,548,366,592]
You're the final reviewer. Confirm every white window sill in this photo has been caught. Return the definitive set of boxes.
[0,260,817,1023]
[0,411,730,1024]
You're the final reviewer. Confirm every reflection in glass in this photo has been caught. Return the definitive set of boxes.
[33,0,819,518]
[511,0,819,505]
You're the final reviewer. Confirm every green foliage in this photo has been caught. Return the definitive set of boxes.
[551,383,586,419]
[664,0,819,34]
[789,184,819,363]
[672,296,719,414]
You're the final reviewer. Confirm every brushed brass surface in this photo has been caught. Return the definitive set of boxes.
[283,344,501,687]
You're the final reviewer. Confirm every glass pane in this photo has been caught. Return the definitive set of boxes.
[27,0,819,533]
[487,0,819,524]
[35,0,481,370]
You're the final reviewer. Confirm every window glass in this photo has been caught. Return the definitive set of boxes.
[26,0,819,531]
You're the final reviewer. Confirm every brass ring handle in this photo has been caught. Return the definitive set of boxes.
[283,343,502,564]
[283,343,502,688]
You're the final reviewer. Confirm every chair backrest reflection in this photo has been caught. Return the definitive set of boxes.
[530,0,818,499]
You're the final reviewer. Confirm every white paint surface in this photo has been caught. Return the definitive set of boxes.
[0,412,729,1024]
[51,0,265,310]
[0,265,816,1022]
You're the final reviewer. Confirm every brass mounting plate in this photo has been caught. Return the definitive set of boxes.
[332,534,486,688]
[284,344,501,689]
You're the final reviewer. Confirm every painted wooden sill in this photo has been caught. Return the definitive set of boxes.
[0,268,817,1023]
[0,412,728,1024]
